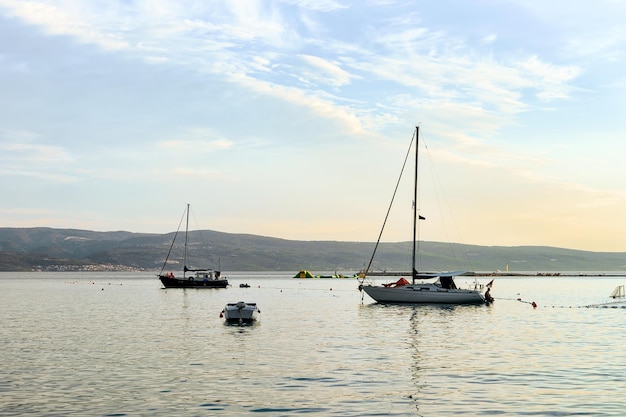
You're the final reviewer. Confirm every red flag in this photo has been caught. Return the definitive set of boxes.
[486,279,494,288]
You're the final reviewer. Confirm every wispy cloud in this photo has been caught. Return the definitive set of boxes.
[0,128,73,163]
[298,54,353,88]
[0,168,79,183]
[160,139,232,154]
[0,0,129,50]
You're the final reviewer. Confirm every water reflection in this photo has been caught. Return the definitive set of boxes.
[408,307,425,416]
[406,304,487,416]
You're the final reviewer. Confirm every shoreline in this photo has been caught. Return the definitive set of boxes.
[362,271,626,277]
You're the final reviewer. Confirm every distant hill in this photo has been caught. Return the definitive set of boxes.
[1,227,625,273]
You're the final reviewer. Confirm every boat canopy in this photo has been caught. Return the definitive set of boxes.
[184,266,213,272]
[438,276,457,289]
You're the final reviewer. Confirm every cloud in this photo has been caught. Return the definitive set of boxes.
[159,139,233,154]
[0,0,583,132]
[481,33,497,44]
[159,135,234,153]
[282,0,348,13]
[298,54,353,87]
[0,0,129,50]
[230,72,367,134]
[0,129,73,164]
[517,56,581,100]
[0,168,79,183]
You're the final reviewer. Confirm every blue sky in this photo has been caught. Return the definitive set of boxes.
[1,0,626,252]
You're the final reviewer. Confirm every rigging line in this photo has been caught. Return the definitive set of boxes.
[496,297,626,309]
[158,206,188,275]
[361,128,416,283]
[187,205,217,264]
[422,140,475,273]
[184,203,190,272]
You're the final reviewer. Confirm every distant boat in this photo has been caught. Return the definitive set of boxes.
[220,301,260,324]
[239,283,251,288]
[358,126,486,305]
[318,273,356,278]
[158,204,229,289]
[294,270,315,278]
[610,285,625,299]
[293,270,356,278]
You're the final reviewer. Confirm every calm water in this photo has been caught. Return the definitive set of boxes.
[2,272,626,416]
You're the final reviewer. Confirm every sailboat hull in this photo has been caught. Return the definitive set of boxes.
[159,274,229,289]
[362,283,485,304]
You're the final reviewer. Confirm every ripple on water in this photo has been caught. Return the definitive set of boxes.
[2,274,626,416]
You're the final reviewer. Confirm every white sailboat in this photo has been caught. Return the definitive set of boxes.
[358,126,486,305]
[610,285,625,299]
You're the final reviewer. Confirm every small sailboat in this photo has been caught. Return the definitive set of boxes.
[610,285,625,299]
[221,302,260,324]
[158,204,229,289]
[358,126,486,305]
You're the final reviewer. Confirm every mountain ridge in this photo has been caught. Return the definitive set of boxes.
[1,227,625,273]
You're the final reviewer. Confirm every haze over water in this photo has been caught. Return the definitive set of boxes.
[2,272,625,416]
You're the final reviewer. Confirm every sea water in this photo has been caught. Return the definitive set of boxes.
[1,272,625,416]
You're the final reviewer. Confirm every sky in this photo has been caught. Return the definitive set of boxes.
[1,0,626,252]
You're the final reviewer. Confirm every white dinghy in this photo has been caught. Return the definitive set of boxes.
[221,301,260,324]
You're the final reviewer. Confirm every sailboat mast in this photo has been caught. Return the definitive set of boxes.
[412,126,419,284]
[184,203,190,277]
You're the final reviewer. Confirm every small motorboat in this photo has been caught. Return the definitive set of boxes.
[239,283,251,288]
[220,301,260,324]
